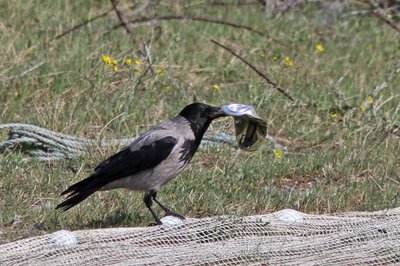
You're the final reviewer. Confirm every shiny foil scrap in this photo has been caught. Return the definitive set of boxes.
[222,103,267,151]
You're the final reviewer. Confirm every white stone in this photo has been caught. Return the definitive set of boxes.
[50,230,78,248]
[161,216,184,226]
[273,209,304,223]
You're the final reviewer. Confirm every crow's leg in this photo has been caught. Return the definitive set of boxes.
[144,191,162,225]
[151,190,185,220]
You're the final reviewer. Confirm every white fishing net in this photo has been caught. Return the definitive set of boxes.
[1,208,400,265]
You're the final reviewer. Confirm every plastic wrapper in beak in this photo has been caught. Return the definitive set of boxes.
[222,104,267,151]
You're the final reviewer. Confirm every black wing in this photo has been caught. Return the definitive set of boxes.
[92,136,177,182]
[56,136,177,211]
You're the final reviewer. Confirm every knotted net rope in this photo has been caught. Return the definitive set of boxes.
[1,208,399,265]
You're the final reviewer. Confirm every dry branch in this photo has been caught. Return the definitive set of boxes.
[372,10,400,34]
[51,7,114,41]
[51,1,150,42]
[210,39,295,102]
[111,0,132,34]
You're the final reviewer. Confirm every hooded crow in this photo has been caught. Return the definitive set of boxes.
[56,103,227,225]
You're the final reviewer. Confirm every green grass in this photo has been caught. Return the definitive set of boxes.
[1,1,399,243]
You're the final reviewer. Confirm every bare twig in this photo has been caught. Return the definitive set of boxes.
[51,7,114,41]
[51,1,147,42]
[210,39,295,102]
[372,10,400,34]
[110,0,131,34]
[110,15,268,36]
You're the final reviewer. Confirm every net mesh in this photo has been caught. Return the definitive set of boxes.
[1,208,400,265]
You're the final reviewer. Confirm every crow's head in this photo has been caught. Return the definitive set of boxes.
[178,103,227,139]
[178,103,227,145]
[179,103,226,125]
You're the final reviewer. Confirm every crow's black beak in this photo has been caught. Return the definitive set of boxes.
[210,107,227,119]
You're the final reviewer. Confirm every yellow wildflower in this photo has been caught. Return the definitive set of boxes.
[331,113,338,119]
[272,55,279,61]
[284,56,293,67]
[134,60,140,65]
[212,84,220,90]
[315,44,325,53]
[112,59,118,65]
[359,106,366,113]
[367,96,373,105]
[102,55,112,65]
[113,65,118,72]
[273,149,283,159]
[125,58,132,65]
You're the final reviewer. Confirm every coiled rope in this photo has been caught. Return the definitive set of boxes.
[0,123,285,161]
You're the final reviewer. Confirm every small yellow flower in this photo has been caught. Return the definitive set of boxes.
[113,65,118,72]
[212,84,220,90]
[315,44,325,53]
[359,106,366,113]
[272,55,279,61]
[367,96,373,105]
[273,149,283,159]
[112,59,118,65]
[134,60,140,65]
[125,58,132,65]
[102,55,112,65]
[331,113,338,119]
[284,56,293,67]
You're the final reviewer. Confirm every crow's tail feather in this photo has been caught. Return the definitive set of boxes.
[60,175,97,196]
[56,188,97,212]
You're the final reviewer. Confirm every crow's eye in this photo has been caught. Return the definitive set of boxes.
[201,108,206,112]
